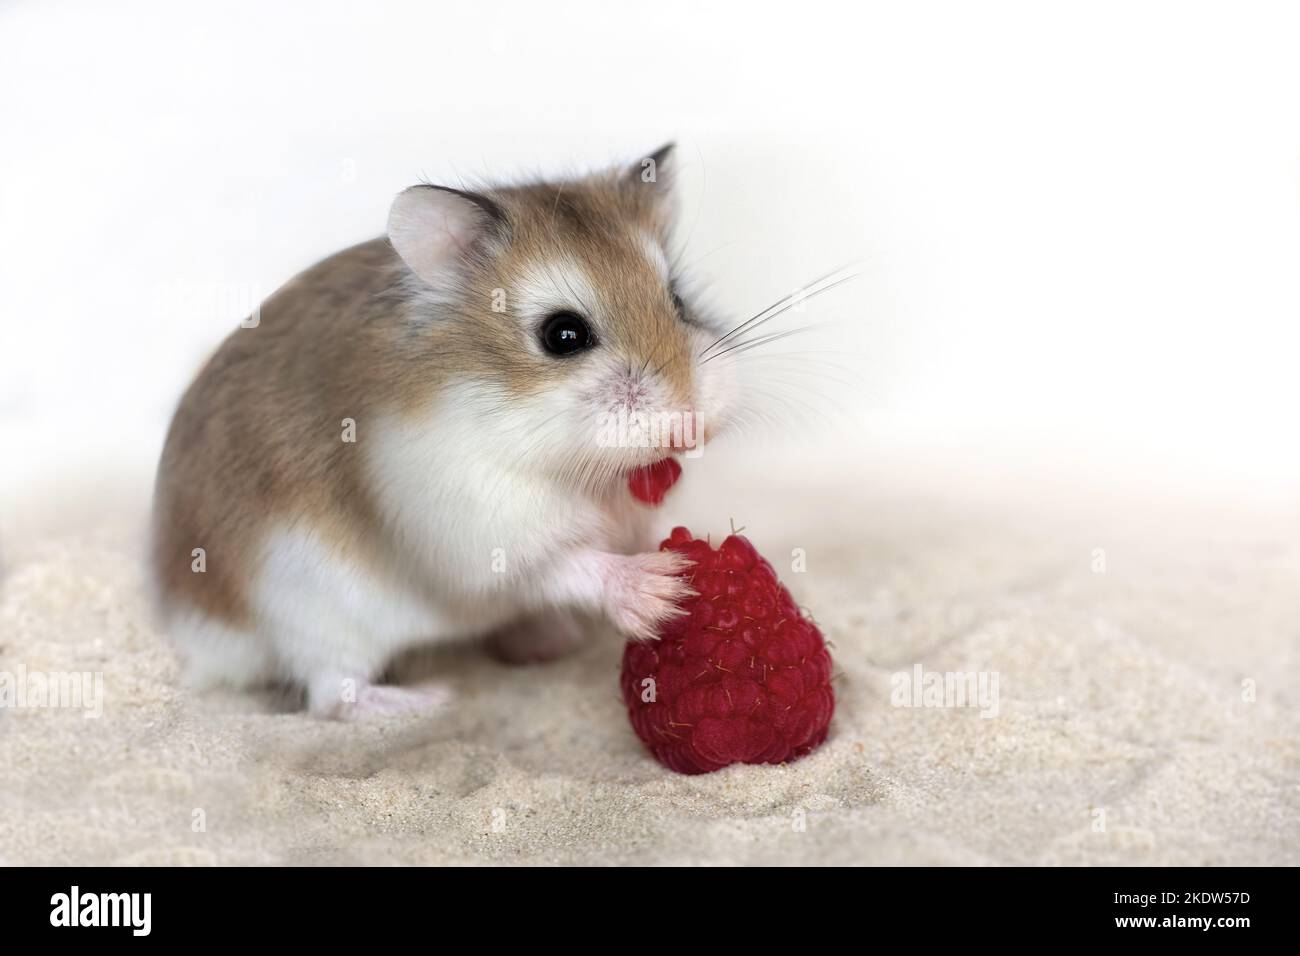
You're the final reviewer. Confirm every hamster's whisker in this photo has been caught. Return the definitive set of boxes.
[699,265,858,359]
[728,350,864,374]
[703,277,857,359]
[733,356,864,390]
[548,182,566,230]
[732,383,846,430]
[644,333,674,381]
[673,239,740,275]
[701,321,840,364]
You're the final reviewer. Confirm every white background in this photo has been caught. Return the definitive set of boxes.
[3,0,1299,520]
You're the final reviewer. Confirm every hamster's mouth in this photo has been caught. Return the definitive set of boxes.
[626,456,682,506]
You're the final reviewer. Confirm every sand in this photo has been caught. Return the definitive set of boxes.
[2,448,1297,866]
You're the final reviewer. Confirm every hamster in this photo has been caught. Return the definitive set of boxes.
[151,144,739,718]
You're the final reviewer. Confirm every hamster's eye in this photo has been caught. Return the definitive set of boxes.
[540,311,595,356]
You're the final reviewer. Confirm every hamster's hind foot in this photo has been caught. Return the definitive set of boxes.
[487,607,589,665]
[307,675,454,721]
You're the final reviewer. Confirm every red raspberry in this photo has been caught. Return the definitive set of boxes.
[627,457,682,506]
[620,526,835,774]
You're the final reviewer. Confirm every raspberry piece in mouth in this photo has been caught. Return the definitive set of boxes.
[627,457,682,506]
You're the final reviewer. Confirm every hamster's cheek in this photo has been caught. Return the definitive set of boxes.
[693,348,741,443]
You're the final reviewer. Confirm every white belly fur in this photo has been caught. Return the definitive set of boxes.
[167,392,649,695]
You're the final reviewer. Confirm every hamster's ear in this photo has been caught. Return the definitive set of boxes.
[387,185,505,285]
[625,142,677,232]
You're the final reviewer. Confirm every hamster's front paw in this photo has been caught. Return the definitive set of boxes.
[604,550,696,641]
